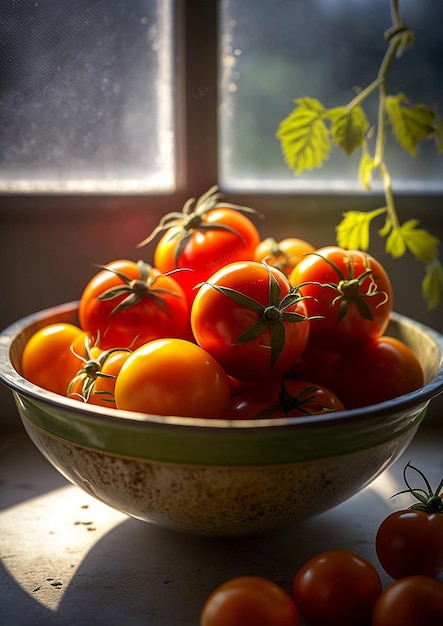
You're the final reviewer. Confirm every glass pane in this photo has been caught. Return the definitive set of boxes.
[0,0,175,193]
[220,0,443,192]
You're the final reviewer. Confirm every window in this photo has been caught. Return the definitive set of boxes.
[1,1,441,195]
[0,0,175,193]
[219,0,443,192]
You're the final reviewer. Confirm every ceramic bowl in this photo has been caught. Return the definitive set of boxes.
[1,301,443,536]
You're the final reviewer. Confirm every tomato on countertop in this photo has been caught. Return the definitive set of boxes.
[376,463,443,580]
[200,576,300,626]
[371,576,443,626]
[292,549,382,626]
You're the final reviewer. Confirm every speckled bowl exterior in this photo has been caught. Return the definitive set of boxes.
[1,302,443,536]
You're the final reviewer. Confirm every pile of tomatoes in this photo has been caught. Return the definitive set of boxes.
[200,463,443,626]
[21,186,424,417]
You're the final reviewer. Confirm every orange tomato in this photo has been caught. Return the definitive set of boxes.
[21,323,86,396]
[114,338,231,417]
[254,237,315,276]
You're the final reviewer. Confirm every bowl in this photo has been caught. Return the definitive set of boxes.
[1,301,443,537]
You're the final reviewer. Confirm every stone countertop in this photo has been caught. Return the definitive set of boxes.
[1,421,442,626]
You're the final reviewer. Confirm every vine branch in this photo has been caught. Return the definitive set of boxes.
[276,0,443,309]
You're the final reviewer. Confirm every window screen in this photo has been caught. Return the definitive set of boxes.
[219,0,443,192]
[0,0,175,193]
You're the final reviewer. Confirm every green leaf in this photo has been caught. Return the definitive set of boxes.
[385,220,440,263]
[386,226,407,258]
[276,97,331,174]
[358,145,376,190]
[401,220,439,263]
[328,105,369,155]
[422,259,443,310]
[336,208,386,250]
[386,93,436,156]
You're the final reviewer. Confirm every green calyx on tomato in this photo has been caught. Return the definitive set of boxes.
[137,185,258,266]
[198,263,313,370]
[96,260,184,317]
[257,377,336,418]
[68,336,129,403]
[308,251,389,323]
[391,462,443,514]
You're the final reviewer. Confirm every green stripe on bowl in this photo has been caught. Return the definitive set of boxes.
[15,392,428,466]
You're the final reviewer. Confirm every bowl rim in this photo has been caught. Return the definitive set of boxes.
[1,301,443,432]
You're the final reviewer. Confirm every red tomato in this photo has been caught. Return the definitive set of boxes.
[229,377,345,419]
[289,246,393,351]
[191,261,310,381]
[371,576,443,626]
[200,576,300,626]
[254,237,315,276]
[293,341,339,389]
[21,323,86,396]
[68,344,131,408]
[78,260,189,350]
[292,549,382,626]
[139,187,261,303]
[375,463,443,579]
[376,510,443,579]
[325,336,424,408]
[114,338,231,418]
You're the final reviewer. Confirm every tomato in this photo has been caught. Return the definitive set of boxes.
[293,341,339,389]
[376,510,443,579]
[200,576,300,626]
[138,187,261,303]
[371,576,443,626]
[229,376,345,419]
[254,237,315,276]
[21,323,86,396]
[292,549,382,626]
[114,338,231,417]
[289,246,393,351]
[78,259,189,350]
[375,463,443,579]
[68,341,131,408]
[191,261,310,381]
[324,336,424,409]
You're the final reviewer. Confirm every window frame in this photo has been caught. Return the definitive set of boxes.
[0,0,440,214]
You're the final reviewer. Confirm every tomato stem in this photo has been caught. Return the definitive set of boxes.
[96,260,185,317]
[256,378,335,418]
[390,462,443,514]
[198,263,312,371]
[302,251,390,324]
[68,336,130,402]
[136,186,259,255]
